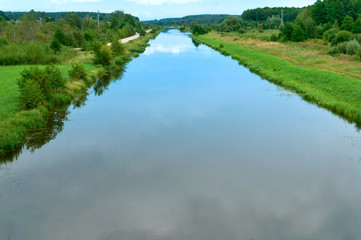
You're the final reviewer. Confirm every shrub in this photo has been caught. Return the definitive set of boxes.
[50,38,61,53]
[352,33,361,44]
[18,66,66,107]
[332,30,353,46]
[139,29,146,36]
[270,34,278,41]
[356,48,361,59]
[323,28,338,44]
[18,67,52,100]
[238,28,245,34]
[346,39,360,55]
[328,42,347,54]
[20,80,45,109]
[191,25,208,35]
[94,45,113,65]
[323,31,330,43]
[68,63,88,81]
[45,65,65,89]
[111,38,125,55]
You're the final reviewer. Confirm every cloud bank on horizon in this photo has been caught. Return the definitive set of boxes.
[126,0,199,5]
[0,0,316,20]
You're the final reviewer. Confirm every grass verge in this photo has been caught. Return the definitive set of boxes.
[0,30,161,158]
[191,33,361,127]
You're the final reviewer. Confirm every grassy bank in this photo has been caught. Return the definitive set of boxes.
[191,32,361,127]
[0,30,160,157]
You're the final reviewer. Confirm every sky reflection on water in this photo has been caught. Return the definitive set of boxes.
[1,29,361,240]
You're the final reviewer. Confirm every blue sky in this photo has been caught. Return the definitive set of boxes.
[1,0,316,20]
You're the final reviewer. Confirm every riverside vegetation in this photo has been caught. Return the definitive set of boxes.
[191,32,361,127]
[175,0,361,127]
[0,10,160,156]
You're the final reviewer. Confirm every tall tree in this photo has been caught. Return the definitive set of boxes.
[341,15,354,31]
[312,0,327,24]
[326,0,346,24]
[352,15,361,33]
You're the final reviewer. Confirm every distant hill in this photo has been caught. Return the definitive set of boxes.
[143,14,240,26]
[241,7,303,22]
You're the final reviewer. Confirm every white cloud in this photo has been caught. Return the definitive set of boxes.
[126,0,199,5]
[144,44,191,55]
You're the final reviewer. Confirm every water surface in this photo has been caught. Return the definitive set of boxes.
[1,29,361,240]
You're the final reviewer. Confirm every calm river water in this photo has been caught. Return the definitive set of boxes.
[1,29,361,240]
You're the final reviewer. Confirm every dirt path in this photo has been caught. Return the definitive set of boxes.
[107,30,152,46]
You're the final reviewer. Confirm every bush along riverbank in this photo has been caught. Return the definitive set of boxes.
[191,33,361,128]
[0,30,161,158]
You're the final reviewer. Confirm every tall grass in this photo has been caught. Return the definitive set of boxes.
[192,34,361,127]
[0,42,77,65]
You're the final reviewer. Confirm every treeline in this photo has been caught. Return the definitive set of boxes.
[241,7,303,22]
[0,10,151,65]
[276,0,361,56]
[0,10,117,21]
[144,14,239,26]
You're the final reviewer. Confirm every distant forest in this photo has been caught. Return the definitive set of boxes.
[0,11,129,22]
[143,15,239,26]
[241,7,303,22]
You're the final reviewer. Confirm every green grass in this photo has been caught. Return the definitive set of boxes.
[192,34,361,127]
[0,64,96,121]
[0,30,161,157]
[221,29,281,41]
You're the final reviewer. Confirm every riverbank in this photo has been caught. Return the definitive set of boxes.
[0,30,160,157]
[191,32,361,127]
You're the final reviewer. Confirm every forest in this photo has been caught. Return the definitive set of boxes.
[143,14,237,26]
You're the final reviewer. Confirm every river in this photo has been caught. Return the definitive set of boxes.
[1,29,361,240]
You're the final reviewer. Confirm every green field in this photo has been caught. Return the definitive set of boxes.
[0,30,160,156]
[192,33,361,127]
[0,64,96,121]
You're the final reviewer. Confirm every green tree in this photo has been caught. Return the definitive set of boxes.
[65,12,82,29]
[333,19,340,30]
[94,45,113,65]
[304,17,316,38]
[312,0,327,24]
[326,0,346,24]
[111,38,125,55]
[191,24,208,35]
[68,63,87,81]
[341,15,354,31]
[281,22,294,40]
[53,28,68,45]
[291,25,306,41]
[20,80,45,109]
[50,38,61,53]
[333,30,353,45]
[352,16,361,33]
[45,65,65,89]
